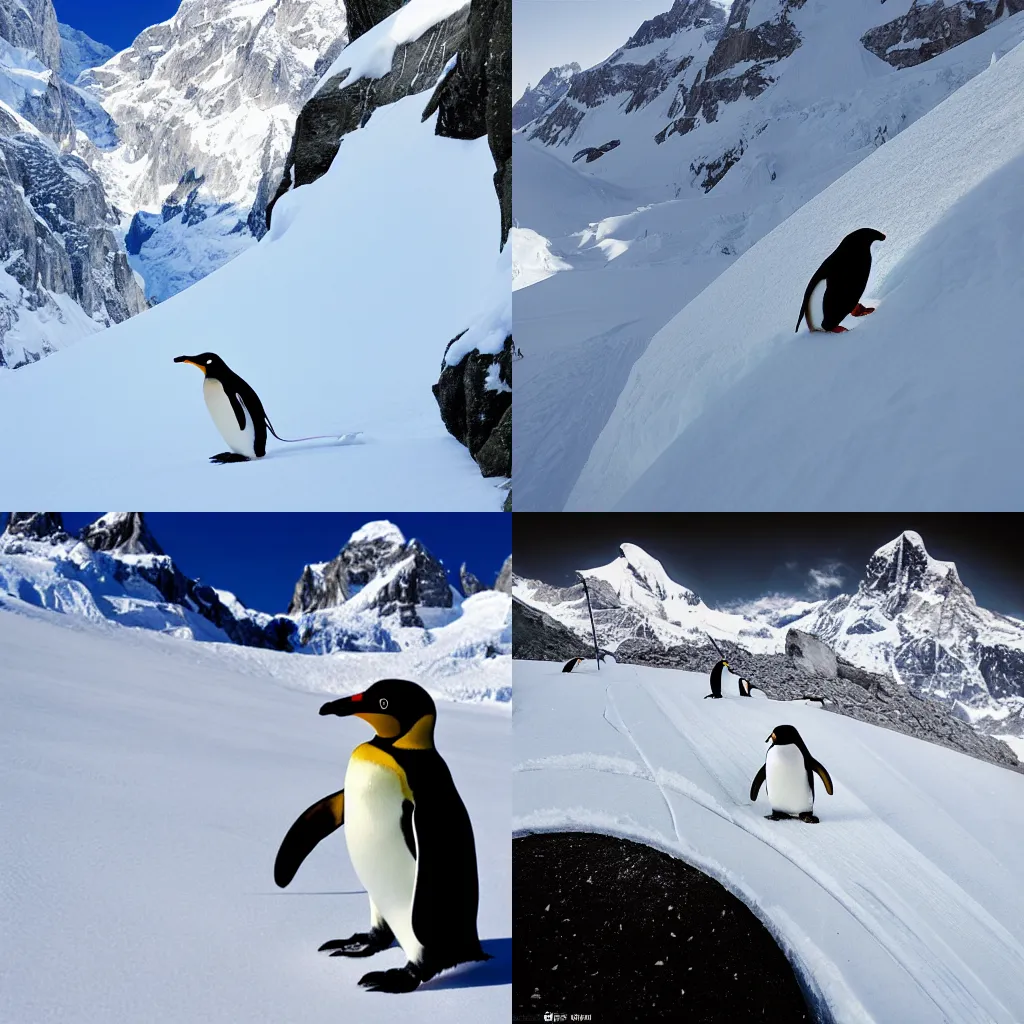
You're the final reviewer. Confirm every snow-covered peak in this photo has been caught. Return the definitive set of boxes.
[585,542,699,606]
[79,513,165,557]
[346,520,406,548]
[57,22,114,83]
[864,531,962,596]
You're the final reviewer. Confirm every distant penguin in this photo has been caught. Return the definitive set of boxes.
[562,657,584,673]
[274,679,489,992]
[738,677,754,698]
[175,352,341,464]
[795,228,886,334]
[705,659,728,699]
[749,724,834,823]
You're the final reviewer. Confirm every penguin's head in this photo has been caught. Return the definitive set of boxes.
[319,679,437,749]
[766,724,803,747]
[844,227,886,247]
[174,352,228,377]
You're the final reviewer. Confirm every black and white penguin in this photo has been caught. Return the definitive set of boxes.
[738,677,754,698]
[562,657,584,673]
[705,659,728,699]
[274,679,489,993]
[749,724,834,823]
[795,228,886,334]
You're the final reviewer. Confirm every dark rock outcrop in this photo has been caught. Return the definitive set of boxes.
[4,513,66,541]
[862,0,1024,70]
[268,3,470,224]
[512,596,594,662]
[460,564,486,597]
[572,139,621,163]
[432,334,512,478]
[345,0,403,41]
[495,556,512,593]
[80,513,165,556]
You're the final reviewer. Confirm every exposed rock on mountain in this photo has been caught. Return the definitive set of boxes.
[0,0,146,367]
[512,62,580,130]
[5,512,67,541]
[268,0,467,222]
[512,595,593,662]
[495,555,512,593]
[79,512,165,556]
[573,139,621,163]
[460,564,486,597]
[80,0,347,300]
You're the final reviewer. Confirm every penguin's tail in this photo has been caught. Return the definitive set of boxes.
[265,417,351,444]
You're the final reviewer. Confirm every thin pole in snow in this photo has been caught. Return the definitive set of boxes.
[576,571,600,670]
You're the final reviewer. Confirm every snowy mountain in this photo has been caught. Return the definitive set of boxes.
[0,514,511,691]
[56,23,113,83]
[511,62,580,129]
[514,531,1024,740]
[0,596,510,1021]
[0,0,146,368]
[73,0,347,302]
[0,0,507,510]
[514,658,1024,1022]
[513,0,1024,510]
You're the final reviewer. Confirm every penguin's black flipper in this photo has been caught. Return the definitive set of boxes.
[224,388,247,431]
[273,789,345,888]
[562,657,578,673]
[406,755,488,971]
[749,764,767,802]
[810,759,834,795]
[795,273,819,332]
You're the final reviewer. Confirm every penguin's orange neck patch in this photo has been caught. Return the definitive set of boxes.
[354,712,401,738]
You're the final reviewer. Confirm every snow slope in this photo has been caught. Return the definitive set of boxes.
[0,602,510,1022]
[569,29,1024,510]
[0,89,502,509]
[514,658,1024,1023]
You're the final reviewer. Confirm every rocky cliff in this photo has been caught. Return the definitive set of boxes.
[512,62,580,130]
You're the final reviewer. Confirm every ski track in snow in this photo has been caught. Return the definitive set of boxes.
[514,660,1024,1024]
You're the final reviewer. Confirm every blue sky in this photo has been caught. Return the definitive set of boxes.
[513,0,674,100]
[52,1,181,52]
[50,514,510,614]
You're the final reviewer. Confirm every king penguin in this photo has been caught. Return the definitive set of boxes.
[705,658,728,699]
[274,679,489,992]
[749,724,833,823]
[795,228,885,333]
[562,657,584,673]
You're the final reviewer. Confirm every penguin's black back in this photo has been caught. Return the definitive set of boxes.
[211,363,270,458]
[797,229,881,332]
[709,660,725,697]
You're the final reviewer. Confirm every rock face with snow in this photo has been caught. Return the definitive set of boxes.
[460,564,485,597]
[0,1,146,367]
[79,512,165,556]
[512,62,580,130]
[80,0,347,300]
[495,555,512,593]
[57,22,113,82]
[516,532,1024,740]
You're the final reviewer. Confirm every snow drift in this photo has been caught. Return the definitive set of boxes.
[514,658,1024,1023]
[568,31,1024,511]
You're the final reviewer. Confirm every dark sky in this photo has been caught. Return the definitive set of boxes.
[9,514,510,614]
[53,1,180,52]
[514,515,1024,619]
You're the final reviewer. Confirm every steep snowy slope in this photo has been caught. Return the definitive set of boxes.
[0,603,510,1022]
[513,4,1024,510]
[569,30,1024,511]
[0,77,501,508]
[85,0,347,265]
[514,659,1024,1023]
[57,22,113,82]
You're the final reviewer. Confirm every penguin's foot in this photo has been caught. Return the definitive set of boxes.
[851,303,875,317]
[320,930,393,957]
[826,326,849,333]
[799,812,820,824]
[765,811,792,821]
[209,452,250,464]
[704,694,723,699]
[358,964,421,993]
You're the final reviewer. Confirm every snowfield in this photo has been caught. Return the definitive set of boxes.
[0,601,510,1022]
[0,86,502,509]
[514,658,1024,1023]
[567,27,1024,511]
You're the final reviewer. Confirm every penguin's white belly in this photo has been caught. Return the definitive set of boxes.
[807,278,828,330]
[203,377,256,456]
[766,745,813,815]
[344,749,423,962]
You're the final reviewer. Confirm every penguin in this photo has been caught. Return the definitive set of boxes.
[795,228,886,334]
[738,677,754,698]
[562,657,584,673]
[274,679,489,993]
[749,724,834,823]
[705,659,728,699]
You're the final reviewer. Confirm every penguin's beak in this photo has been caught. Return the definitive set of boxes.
[320,693,401,738]
[319,694,364,717]
[174,355,206,373]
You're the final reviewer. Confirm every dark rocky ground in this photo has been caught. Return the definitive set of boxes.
[514,833,812,1023]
